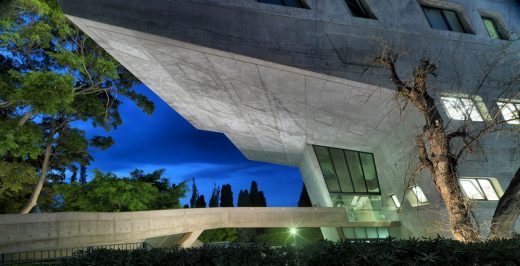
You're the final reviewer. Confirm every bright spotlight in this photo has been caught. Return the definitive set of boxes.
[290,227,297,235]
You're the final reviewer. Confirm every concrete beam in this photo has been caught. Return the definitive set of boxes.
[0,207,392,253]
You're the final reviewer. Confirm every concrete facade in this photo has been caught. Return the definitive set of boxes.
[0,207,395,253]
[55,0,520,240]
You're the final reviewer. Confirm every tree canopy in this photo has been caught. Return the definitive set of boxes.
[0,0,154,213]
[50,169,186,212]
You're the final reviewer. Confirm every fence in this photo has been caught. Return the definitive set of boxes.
[1,242,148,265]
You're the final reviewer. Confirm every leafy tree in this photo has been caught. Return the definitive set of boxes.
[209,183,220,208]
[0,0,154,213]
[249,181,260,207]
[198,228,237,243]
[237,189,250,207]
[220,184,233,207]
[190,177,198,208]
[298,185,312,207]
[195,195,206,208]
[51,169,186,211]
[258,191,267,207]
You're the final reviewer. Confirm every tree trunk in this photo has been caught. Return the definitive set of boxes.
[488,166,520,239]
[425,129,481,242]
[19,141,53,214]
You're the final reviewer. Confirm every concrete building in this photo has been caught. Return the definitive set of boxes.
[56,0,520,241]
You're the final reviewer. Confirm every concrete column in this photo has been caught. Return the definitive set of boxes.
[177,230,204,248]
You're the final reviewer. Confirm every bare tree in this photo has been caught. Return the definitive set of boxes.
[374,45,520,242]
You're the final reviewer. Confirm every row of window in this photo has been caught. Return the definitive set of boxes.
[391,178,501,209]
[257,0,509,40]
[314,144,502,208]
[441,97,520,124]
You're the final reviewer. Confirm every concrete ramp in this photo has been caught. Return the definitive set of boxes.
[0,207,392,253]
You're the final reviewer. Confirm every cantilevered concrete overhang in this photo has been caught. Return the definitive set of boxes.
[55,0,520,239]
[56,0,520,167]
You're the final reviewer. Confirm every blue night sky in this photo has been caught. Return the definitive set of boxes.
[75,84,303,207]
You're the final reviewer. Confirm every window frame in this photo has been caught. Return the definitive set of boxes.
[409,185,429,206]
[481,16,503,40]
[497,100,520,125]
[257,0,310,9]
[390,194,401,208]
[440,96,484,122]
[460,178,500,201]
[344,0,377,20]
[421,5,468,33]
[342,227,389,240]
[313,145,381,196]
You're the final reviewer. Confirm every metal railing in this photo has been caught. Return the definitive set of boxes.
[1,242,149,265]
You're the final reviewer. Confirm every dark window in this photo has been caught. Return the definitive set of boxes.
[482,16,505,40]
[422,6,467,33]
[345,0,376,19]
[313,145,381,195]
[257,0,310,9]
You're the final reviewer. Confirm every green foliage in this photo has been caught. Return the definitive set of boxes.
[61,237,520,266]
[220,184,233,207]
[0,162,37,213]
[51,169,186,212]
[199,228,237,243]
[0,0,155,213]
[0,120,42,159]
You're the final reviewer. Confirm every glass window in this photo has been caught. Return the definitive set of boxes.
[460,178,500,200]
[330,148,355,193]
[343,227,389,239]
[497,101,520,125]
[354,227,367,239]
[314,146,380,195]
[314,146,341,192]
[441,96,483,121]
[377,227,389,238]
[257,0,309,9]
[366,227,378,239]
[360,153,379,193]
[422,6,466,33]
[411,186,428,204]
[345,0,376,19]
[345,150,368,193]
[460,179,485,200]
[482,17,504,40]
[343,227,356,239]
[390,194,401,208]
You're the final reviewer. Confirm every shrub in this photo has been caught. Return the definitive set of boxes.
[61,237,520,266]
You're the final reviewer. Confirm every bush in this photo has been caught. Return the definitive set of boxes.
[61,237,520,266]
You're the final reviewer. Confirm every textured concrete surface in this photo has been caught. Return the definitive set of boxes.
[55,0,520,239]
[0,207,395,253]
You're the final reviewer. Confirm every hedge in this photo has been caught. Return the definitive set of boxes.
[61,237,520,266]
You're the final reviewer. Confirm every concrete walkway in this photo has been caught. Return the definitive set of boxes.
[0,207,392,252]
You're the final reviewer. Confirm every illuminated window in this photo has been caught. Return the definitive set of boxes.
[422,6,467,33]
[497,101,520,125]
[257,0,309,9]
[343,227,389,240]
[411,186,428,205]
[482,16,505,40]
[390,194,401,208]
[460,178,499,200]
[441,96,483,121]
[344,0,376,19]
